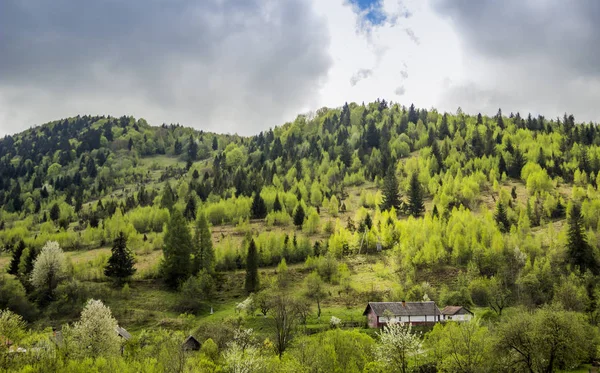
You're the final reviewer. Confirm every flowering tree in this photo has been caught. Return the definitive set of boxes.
[223,328,262,373]
[30,241,66,299]
[376,321,422,373]
[69,299,121,358]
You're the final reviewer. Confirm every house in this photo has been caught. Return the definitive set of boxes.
[182,335,201,351]
[441,306,473,322]
[363,301,442,328]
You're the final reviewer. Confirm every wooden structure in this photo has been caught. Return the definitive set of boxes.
[363,301,442,328]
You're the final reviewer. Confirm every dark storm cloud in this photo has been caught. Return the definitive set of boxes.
[432,0,600,121]
[0,0,332,135]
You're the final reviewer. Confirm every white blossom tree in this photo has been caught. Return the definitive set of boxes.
[376,321,422,373]
[30,241,66,298]
[69,299,121,358]
[223,328,262,373]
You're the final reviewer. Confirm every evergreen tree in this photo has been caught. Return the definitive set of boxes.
[509,147,526,179]
[184,195,197,221]
[438,113,450,138]
[128,138,134,151]
[8,241,25,276]
[251,192,268,219]
[49,203,61,222]
[365,121,380,148]
[498,155,507,176]
[188,135,198,162]
[380,167,401,212]
[494,201,510,233]
[174,138,183,155]
[212,137,219,151]
[566,203,598,274]
[245,239,259,293]
[193,211,215,275]
[293,203,305,227]
[432,205,439,218]
[407,172,425,217]
[160,183,176,210]
[162,209,193,289]
[340,140,352,168]
[104,232,136,286]
[273,194,283,212]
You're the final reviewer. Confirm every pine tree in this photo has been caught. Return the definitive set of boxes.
[188,135,198,162]
[193,211,215,275]
[293,203,306,227]
[380,167,401,212]
[160,183,176,211]
[212,137,219,151]
[407,172,425,217]
[438,113,450,138]
[251,192,267,219]
[509,148,526,179]
[365,121,380,148]
[245,239,259,293]
[340,140,352,168]
[566,203,598,274]
[174,138,183,155]
[162,209,193,289]
[8,241,25,276]
[498,155,507,176]
[184,195,197,221]
[104,232,136,286]
[128,138,134,151]
[273,194,283,212]
[494,201,510,233]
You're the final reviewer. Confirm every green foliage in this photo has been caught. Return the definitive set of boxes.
[567,202,598,274]
[380,167,401,212]
[245,239,259,293]
[407,172,425,217]
[162,209,193,289]
[104,232,136,286]
[293,203,306,227]
[193,210,215,275]
[251,192,267,219]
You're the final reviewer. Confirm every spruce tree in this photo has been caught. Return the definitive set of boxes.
[104,232,136,286]
[245,239,259,293]
[340,140,352,168]
[566,203,598,274]
[128,138,134,151]
[251,192,267,219]
[273,194,283,212]
[212,137,219,151]
[162,209,193,289]
[407,172,425,217]
[184,195,197,221]
[494,201,510,233]
[509,148,526,179]
[498,155,507,176]
[438,113,450,138]
[380,167,401,212]
[160,183,176,211]
[8,241,25,276]
[50,203,61,222]
[293,203,305,227]
[188,135,198,161]
[193,211,215,275]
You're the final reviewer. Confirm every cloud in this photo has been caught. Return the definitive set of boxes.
[394,85,406,96]
[432,0,600,121]
[350,68,374,86]
[404,28,420,45]
[400,70,409,79]
[0,0,332,135]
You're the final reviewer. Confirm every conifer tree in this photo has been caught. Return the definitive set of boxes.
[273,194,283,212]
[293,203,305,227]
[340,140,352,168]
[174,138,183,155]
[494,201,510,233]
[438,113,450,138]
[162,209,193,289]
[128,138,134,151]
[193,211,215,275]
[188,135,198,161]
[566,203,598,274]
[245,239,259,293]
[509,148,526,179]
[50,203,60,222]
[184,195,197,221]
[160,183,176,211]
[407,172,425,217]
[212,136,219,151]
[8,240,25,276]
[104,232,136,286]
[251,192,267,219]
[381,167,401,212]
[498,155,507,176]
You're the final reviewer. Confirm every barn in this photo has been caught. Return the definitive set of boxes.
[363,301,443,328]
[441,306,473,321]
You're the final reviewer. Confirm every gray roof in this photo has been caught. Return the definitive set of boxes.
[115,326,132,340]
[363,302,442,317]
[441,306,472,316]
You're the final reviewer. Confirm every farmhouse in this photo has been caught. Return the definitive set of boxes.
[363,301,442,328]
[441,306,473,322]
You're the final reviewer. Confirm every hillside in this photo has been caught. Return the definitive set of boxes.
[2,102,600,372]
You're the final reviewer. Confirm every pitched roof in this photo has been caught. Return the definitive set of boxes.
[441,306,472,316]
[115,326,132,340]
[182,335,201,350]
[363,302,442,317]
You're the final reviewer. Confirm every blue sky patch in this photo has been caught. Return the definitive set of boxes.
[348,0,387,26]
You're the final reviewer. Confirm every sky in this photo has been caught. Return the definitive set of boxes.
[1,0,599,136]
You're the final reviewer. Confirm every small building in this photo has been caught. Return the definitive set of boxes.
[182,335,201,351]
[115,326,132,341]
[363,301,442,328]
[441,306,473,322]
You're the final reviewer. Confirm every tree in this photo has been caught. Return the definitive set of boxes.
[188,135,198,161]
[49,203,61,222]
[340,140,352,167]
[375,320,422,373]
[128,137,134,151]
[273,194,283,212]
[104,232,136,286]
[245,239,259,293]
[509,147,526,179]
[174,138,183,155]
[407,172,425,217]
[251,192,267,219]
[162,209,193,289]
[30,241,66,300]
[0,309,26,358]
[8,241,25,276]
[270,293,303,357]
[304,271,327,319]
[193,210,215,275]
[179,270,215,313]
[365,121,380,148]
[212,136,218,151]
[566,203,598,274]
[494,200,510,233]
[160,183,176,210]
[68,299,121,358]
[184,195,197,221]
[293,203,306,227]
[380,167,401,212]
